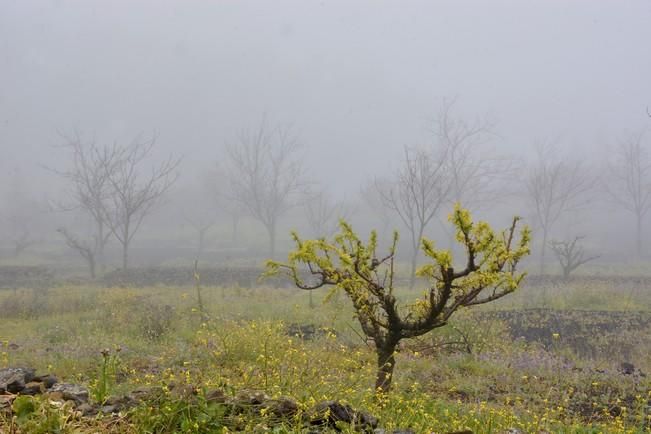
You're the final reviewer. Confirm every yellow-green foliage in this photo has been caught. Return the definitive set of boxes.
[266,204,530,346]
[266,204,531,394]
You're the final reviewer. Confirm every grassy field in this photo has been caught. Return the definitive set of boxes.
[0,278,650,433]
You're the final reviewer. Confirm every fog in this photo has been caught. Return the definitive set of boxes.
[4,3,651,431]
[1,0,651,271]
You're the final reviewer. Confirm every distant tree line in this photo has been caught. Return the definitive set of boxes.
[1,99,650,278]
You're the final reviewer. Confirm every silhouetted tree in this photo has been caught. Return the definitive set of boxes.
[100,134,181,270]
[525,143,591,273]
[225,120,307,258]
[57,227,97,278]
[605,132,651,257]
[52,132,119,275]
[3,171,44,257]
[204,164,246,245]
[433,98,514,211]
[377,147,451,287]
[305,191,353,238]
[550,236,599,279]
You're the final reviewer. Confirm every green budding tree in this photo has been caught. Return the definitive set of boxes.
[266,204,531,394]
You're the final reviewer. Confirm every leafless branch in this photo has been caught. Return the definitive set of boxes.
[225,119,308,257]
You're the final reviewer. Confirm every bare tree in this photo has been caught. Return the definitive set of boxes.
[225,120,307,258]
[2,171,44,257]
[605,132,651,257]
[57,227,97,278]
[433,99,514,210]
[52,132,118,274]
[9,224,35,257]
[550,236,599,279]
[203,164,246,245]
[184,215,216,259]
[525,143,592,273]
[360,179,394,244]
[100,134,181,270]
[377,147,451,287]
[305,191,353,238]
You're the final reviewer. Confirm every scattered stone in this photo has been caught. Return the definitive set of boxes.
[76,403,97,417]
[619,362,635,375]
[266,396,299,418]
[233,390,270,407]
[311,400,378,430]
[33,374,58,389]
[105,394,137,410]
[0,367,35,394]
[21,381,44,395]
[129,386,163,402]
[48,383,89,405]
[99,404,120,414]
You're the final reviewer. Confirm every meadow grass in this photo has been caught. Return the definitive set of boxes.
[0,280,649,433]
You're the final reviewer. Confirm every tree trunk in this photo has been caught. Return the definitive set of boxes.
[539,229,548,275]
[636,213,643,258]
[121,241,129,271]
[88,254,96,279]
[97,222,106,274]
[197,228,206,258]
[268,223,276,259]
[375,342,398,394]
[562,266,570,280]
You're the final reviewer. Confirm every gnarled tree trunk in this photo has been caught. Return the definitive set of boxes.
[375,339,398,394]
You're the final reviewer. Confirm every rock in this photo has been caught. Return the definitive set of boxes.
[311,400,378,430]
[266,396,299,418]
[20,381,44,395]
[105,394,137,411]
[33,374,58,389]
[0,367,35,394]
[619,362,635,375]
[129,386,163,402]
[233,390,269,406]
[504,429,523,434]
[76,403,98,417]
[311,400,355,426]
[48,383,89,405]
[357,411,379,430]
[99,404,120,414]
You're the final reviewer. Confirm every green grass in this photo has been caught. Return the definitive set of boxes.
[0,280,650,433]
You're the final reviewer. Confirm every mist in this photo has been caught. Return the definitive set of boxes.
[1,1,651,432]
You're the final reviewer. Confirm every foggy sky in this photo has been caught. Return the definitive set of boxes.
[2,0,650,196]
